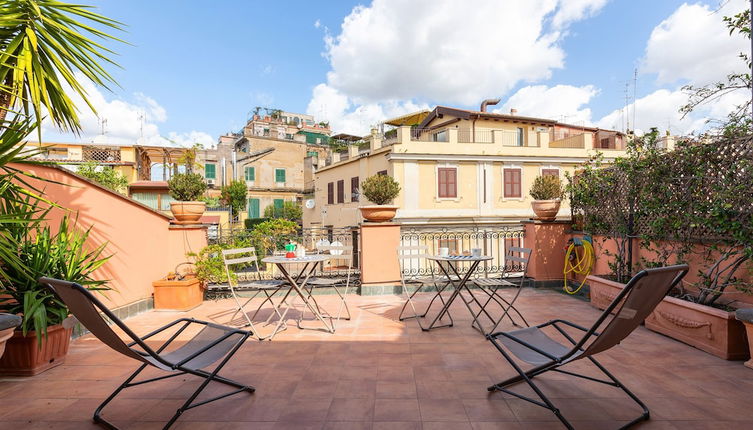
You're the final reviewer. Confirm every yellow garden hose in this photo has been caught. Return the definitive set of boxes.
[563,237,594,294]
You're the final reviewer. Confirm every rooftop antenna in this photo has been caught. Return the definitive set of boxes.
[138,111,145,139]
[633,68,638,133]
[624,82,630,133]
[100,118,108,135]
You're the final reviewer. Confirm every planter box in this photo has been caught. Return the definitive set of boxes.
[586,275,625,312]
[0,324,72,376]
[152,278,203,311]
[645,296,749,360]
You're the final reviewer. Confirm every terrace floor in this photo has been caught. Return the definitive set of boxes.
[1,288,752,429]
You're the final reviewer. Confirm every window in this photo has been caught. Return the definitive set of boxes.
[433,130,448,142]
[307,151,318,157]
[275,168,286,183]
[516,127,524,147]
[273,199,284,210]
[205,163,216,179]
[600,137,611,149]
[503,168,522,198]
[327,182,334,204]
[337,180,345,204]
[378,170,388,176]
[437,167,457,198]
[245,166,255,181]
[541,168,559,177]
[351,176,359,202]
[248,198,260,218]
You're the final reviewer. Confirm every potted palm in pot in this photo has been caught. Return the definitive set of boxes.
[530,175,564,221]
[359,174,401,222]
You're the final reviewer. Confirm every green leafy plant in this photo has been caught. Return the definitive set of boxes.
[200,195,221,208]
[264,201,302,221]
[0,214,110,343]
[530,175,564,200]
[76,161,129,194]
[244,217,270,229]
[361,174,400,205]
[220,180,247,220]
[168,172,207,201]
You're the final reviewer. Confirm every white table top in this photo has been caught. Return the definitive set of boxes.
[262,255,330,264]
[427,255,493,262]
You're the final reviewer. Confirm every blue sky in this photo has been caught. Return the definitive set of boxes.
[44,0,750,146]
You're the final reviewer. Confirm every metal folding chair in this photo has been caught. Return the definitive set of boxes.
[471,246,532,332]
[487,264,689,430]
[300,244,355,326]
[397,245,456,330]
[222,247,287,340]
[39,277,254,430]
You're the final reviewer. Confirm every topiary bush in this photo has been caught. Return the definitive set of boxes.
[168,172,207,201]
[361,174,400,205]
[530,175,564,200]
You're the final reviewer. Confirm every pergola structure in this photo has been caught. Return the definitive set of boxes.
[134,145,192,181]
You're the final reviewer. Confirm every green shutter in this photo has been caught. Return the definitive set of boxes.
[273,199,284,210]
[204,163,216,179]
[248,198,260,218]
[275,169,286,183]
[245,167,255,181]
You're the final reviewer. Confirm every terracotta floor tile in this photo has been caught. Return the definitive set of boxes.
[373,399,421,421]
[419,399,470,422]
[326,398,375,421]
[375,381,417,399]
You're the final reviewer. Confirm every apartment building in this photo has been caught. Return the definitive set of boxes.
[304,105,637,229]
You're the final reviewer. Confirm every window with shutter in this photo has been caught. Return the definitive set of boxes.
[503,168,522,198]
[204,163,216,179]
[327,182,334,204]
[377,170,388,176]
[351,176,359,202]
[337,180,344,203]
[437,167,457,198]
[248,198,260,218]
[245,166,255,181]
[275,169,286,183]
[541,168,559,177]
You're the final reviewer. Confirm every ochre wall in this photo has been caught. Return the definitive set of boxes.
[15,164,207,310]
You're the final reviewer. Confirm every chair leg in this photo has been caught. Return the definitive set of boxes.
[93,363,149,428]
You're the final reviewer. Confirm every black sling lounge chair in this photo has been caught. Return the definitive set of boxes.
[486,264,688,430]
[39,277,255,430]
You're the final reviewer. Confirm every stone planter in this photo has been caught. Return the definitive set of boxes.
[359,205,398,222]
[586,275,626,312]
[531,199,561,221]
[645,296,749,360]
[0,323,73,376]
[170,201,206,225]
[0,314,22,360]
[735,309,753,369]
[152,277,204,311]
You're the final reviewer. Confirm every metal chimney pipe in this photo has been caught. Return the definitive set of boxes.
[480,98,501,112]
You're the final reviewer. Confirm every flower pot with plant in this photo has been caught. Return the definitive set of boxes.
[0,215,110,376]
[359,174,401,222]
[168,144,208,224]
[530,174,564,221]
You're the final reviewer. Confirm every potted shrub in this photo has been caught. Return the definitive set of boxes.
[359,174,401,222]
[168,172,207,224]
[0,215,110,375]
[529,175,564,221]
[152,263,204,311]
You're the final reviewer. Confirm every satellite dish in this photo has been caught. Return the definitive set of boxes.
[305,199,316,209]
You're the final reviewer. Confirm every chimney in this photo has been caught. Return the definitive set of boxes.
[510,109,517,115]
[480,98,501,112]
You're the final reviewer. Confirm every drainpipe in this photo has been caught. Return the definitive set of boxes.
[231,151,237,181]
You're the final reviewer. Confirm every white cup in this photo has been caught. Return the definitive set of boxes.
[439,247,449,257]
[471,248,482,257]
[296,248,306,258]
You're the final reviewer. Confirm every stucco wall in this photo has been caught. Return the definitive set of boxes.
[15,164,207,310]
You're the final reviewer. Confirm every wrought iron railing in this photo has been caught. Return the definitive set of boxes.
[457,129,494,143]
[399,225,526,278]
[410,128,448,142]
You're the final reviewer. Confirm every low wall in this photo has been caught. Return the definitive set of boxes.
[14,164,207,310]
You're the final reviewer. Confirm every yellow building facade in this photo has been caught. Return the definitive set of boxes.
[305,107,636,229]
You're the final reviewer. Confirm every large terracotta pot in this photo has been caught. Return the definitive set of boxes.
[0,324,73,376]
[646,296,749,360]
[735,309,753,369]
[152,277,204,311]
[0,314,22,360]
[586,275,626,312]
[170,201,206,224]
[531,199,561,221]
[359,205,398,222]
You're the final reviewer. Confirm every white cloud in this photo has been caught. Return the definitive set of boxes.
[308,0,608,134]
[494,84,598,125]
[314,19,321,29]
[641,0,749,85]
[36,75,212,148]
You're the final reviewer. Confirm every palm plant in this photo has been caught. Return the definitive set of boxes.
[0,0,125,132]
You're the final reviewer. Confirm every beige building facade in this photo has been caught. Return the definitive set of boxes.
[305,106,640,229]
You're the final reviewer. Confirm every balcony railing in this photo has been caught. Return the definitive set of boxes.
[457,129,494,143]
[549,133,586,149]
[411,128,448,142]
[82,146,121,163]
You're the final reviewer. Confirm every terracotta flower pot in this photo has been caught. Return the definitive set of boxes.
[586,275,626,313]
[531,199,561,221]
[170,201,206,224]
[646,296,749,360]
[0,314,21,360]
[359,205,398,222]
[152,278,204,311]
[0,324,73,376]
[735,309,753,369]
